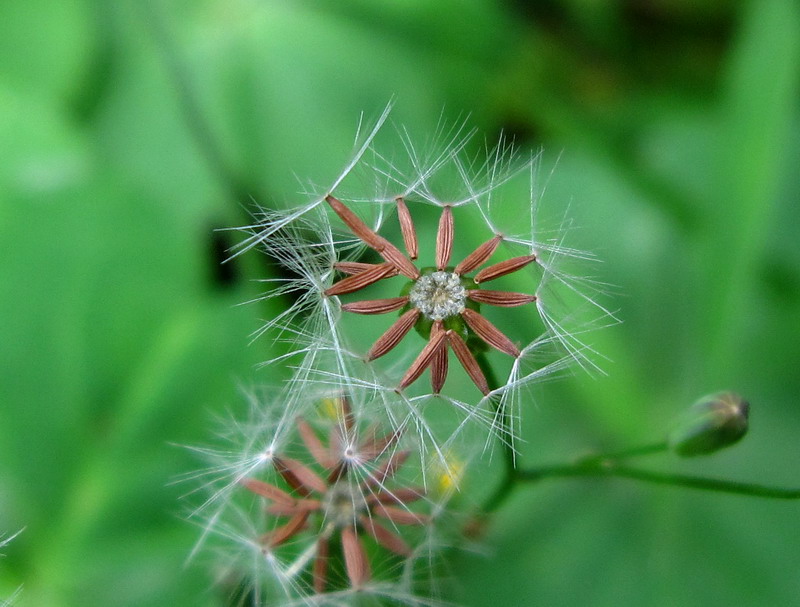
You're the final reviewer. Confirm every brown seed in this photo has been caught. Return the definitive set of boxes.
[447,330,490,395]
[430,321,449,393]
[273,456,329,496]
[296,417,337,469]
[435,206,454,270]
[467,290,537,307]
[461,308,520,357]
[360,515,412,556]
[313,537,329,593]
[326,195,419,279]
[367,487,424,504]
[334,261,397,276]
[396,197,418,260]
[325,263,396,296]
[474,254,537,283]
[325,462,348,486]
[379,241,420,280]
[367,309,420,361]
[372,503,429,525]
[266,499,322,516]
[454,235,502,275]
[338,394,354,431]
[263,511,310,548]
[325,195,385,250]
[241,478,295,505]
[342,525,371,588]
[342,296,409,315]
[398,330,448,391]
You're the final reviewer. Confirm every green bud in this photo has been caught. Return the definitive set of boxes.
[668,392,750,457]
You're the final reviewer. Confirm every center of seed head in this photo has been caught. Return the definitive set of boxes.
[323,482,368,528]
[409,271,466,321]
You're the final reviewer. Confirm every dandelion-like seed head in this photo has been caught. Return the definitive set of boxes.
[409,271,466,321]
[189,109,618,606]
[187,369,461,605]
[326,196,538,396]
[236,413,430,595]
[230,107,614,447]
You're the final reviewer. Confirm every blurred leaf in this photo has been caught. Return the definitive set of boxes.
[0,0,93,102]
[2,0,800,605]
[701,0,800,381]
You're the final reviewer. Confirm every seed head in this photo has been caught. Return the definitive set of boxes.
[230,110,614,446]
[328,196,537,396]
[242,415,428,594]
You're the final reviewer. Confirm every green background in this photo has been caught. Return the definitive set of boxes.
[1,0,798,605]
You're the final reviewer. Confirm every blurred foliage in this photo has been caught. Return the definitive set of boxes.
[1,0,798,605]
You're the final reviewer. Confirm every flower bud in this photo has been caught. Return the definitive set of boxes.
[668,392,750,457]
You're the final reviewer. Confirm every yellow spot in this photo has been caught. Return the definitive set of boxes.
[319,396,346,420]
[432,452,465,496]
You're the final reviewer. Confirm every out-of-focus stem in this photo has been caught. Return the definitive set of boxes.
[474,353,516,515]
[476,433,800,523]
[516,462,800,499]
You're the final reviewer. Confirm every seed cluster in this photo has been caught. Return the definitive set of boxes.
[242,408,426,594]
[409,271,466,321]
[326,195,535,395]
[323,481,368,528]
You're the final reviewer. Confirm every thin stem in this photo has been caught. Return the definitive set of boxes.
[476,354,513,469]
[475,352,516,514]
[575,441,669,465]
[139,0,254,204]
[516,462,800,499]
[474,353,671,514]
[477,414,800,519]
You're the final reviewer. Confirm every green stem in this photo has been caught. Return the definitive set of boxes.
[479,440,800,519]
[475,384,800,516]
[475,353,514,471]
[138,0,255,205]
[475,353,516,514]
[516,462,800,499]
[474,351,669,514]
[479,438,674,514]
[575,441,669,465]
